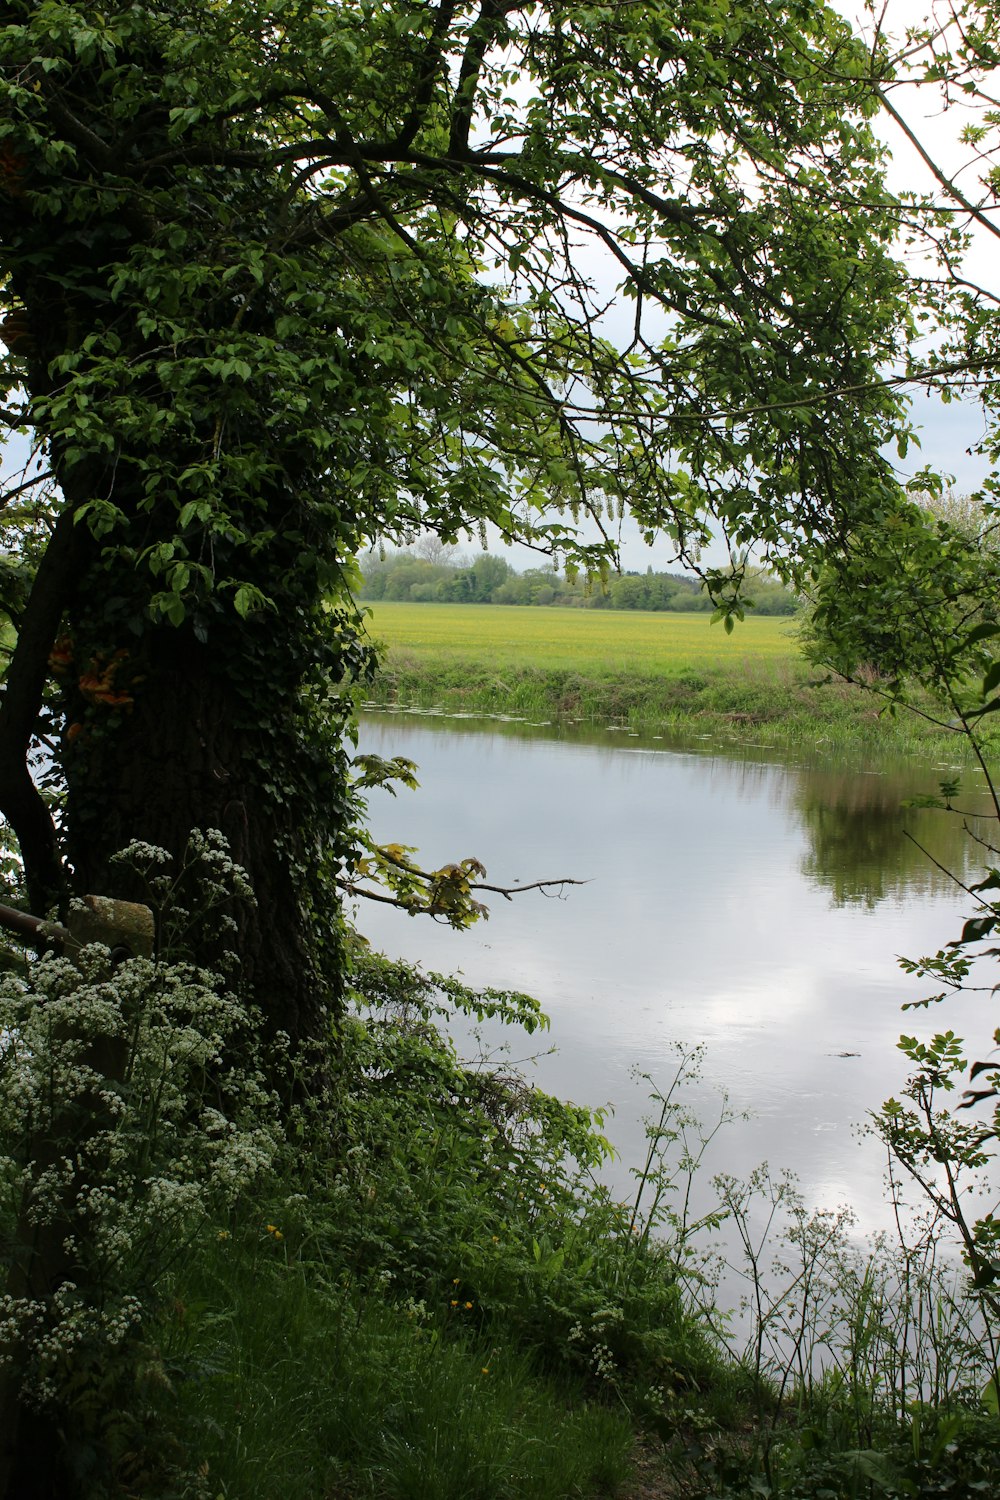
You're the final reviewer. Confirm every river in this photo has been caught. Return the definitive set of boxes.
[352,710,998,1250]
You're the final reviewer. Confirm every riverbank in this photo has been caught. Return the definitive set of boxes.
[159,950,1000,1500]
[16,913,996,1498]
[359,602,961,753]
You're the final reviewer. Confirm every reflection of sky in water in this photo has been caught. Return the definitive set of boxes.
[354,716,998,1255]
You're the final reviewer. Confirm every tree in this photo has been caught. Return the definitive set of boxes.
[0,0,912,1041]
[801,0,1000,705]
[411,532,460,565]
[468,552,511,601]
[799,1,1000,1326]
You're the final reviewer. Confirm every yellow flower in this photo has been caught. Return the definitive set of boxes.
[216,1230,230,1241]
[266,1224,284,1241]
[481,1367,490,1375]
[450,1299,459,1307]
[452,1277,460,1285]
[464,1301,473,1310]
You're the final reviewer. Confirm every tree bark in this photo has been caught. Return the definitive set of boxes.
[58,608,349,1042]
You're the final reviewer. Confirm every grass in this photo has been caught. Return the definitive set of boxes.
[166,1244,636,1500]
[360,602,800,674]
[358,603,957,752]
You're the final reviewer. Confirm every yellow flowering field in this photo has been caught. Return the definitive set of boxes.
[361,601,803,677]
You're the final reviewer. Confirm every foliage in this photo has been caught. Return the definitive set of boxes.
[358,548,799,613]
[803,496,1000,714]
[357,548,797,615]
[2,1,1000,1493]
[304,948,723,1397]
[0,836,281,1495]
[6,937,738,1498]
[0,0,914,1021]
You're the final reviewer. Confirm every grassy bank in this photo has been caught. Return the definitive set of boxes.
[158,953,1000,1499]
[6,935,999,1500]
[359,603,954,752]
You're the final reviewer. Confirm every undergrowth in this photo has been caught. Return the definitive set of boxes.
[160,947,739,1500]
[360,657,965,755]
[159,948,1000,1500]
[2,865,1000,1498]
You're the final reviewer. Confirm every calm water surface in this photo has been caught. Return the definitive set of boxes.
[354,711,997,1240]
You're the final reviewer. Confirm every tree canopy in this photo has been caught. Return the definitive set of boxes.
[0,0,927,1035]
[796,2,1000,718]
[356,549,799,611]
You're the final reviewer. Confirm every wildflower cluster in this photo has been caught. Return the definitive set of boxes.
[0,839,280,1414]
[0,1284,143,1408]
[111,828,256,971]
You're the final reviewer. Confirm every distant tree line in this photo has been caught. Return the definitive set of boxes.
[356,548,800,614]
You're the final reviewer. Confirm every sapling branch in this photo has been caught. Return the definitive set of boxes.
[341,851,586,927]
[901,829,989,904]
[474,875,587,901]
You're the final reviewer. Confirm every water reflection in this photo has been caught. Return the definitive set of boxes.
[353,710,995,1240]
[363,709,992,908]
[793,766,991,908]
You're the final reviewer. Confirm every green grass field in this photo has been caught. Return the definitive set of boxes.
[361,601,801,675]
[357,602,958,752]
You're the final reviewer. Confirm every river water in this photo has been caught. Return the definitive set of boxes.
[353,710,998,1245]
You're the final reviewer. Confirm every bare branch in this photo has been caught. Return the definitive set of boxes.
[471,875,589,901]
[875,83,1000,243]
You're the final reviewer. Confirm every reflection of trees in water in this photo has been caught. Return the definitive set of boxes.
[361,711,995,912]
[794,767,993,908]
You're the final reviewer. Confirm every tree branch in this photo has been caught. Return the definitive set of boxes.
[875,83,1000,243]
[0,503,87,913]
[448,0,528,156]
[393,0,461,152]
[472,875,588,901]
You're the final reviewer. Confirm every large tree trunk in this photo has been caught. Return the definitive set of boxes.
[0,96,361,1041]
[0,337,353,1039]
[61,615,347,1042]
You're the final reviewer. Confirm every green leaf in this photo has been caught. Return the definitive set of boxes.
[960,916,996,944]
[961,622,1000,651]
